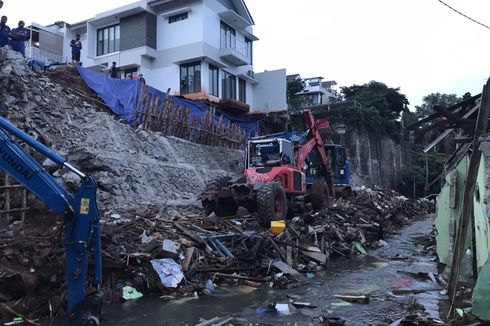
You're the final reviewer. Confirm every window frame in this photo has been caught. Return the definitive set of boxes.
[222,71,236,100]
[180,61,201,95]
[239,78,246,103]
[209,65,219,97]
[220,21,236,50]
[96,24,120,56]
[169,12,188,24]
[245,37,253,64]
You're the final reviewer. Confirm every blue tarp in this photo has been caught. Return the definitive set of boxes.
[77,67,259,137]
[77,67,141,125]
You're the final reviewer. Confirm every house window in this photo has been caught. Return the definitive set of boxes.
[239,78,246,103]
[245,38,253,64]
[169,12,188,23]
[222,71,236,100]
[124,68,137,79]
[180,61,201,94]
[209,65,219,97]
[220,21,236,49]
[97,25,120,56]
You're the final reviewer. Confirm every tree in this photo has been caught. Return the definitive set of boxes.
[328,81,409,141]
[287,77,305,111]
[401,149,445,197]
[341,81,409,120]
[414,92,462,119]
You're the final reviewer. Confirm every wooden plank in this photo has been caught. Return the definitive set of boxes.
[301,250,328,265]
[448,79,490,312]
[182,247,195,272]
[270,259,308,282]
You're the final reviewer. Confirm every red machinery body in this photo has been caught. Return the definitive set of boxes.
[201,109,334,227]
[243,166,305,195]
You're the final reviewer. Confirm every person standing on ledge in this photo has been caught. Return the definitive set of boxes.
[70,34,82,65]
[9,20,29,57]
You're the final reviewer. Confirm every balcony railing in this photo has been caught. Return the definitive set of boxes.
[220,35,249,59]
[26,47,64,64]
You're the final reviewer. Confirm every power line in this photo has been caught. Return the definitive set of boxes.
[438,0,490,30]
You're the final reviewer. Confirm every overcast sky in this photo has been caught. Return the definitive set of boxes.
[4,0,490,109]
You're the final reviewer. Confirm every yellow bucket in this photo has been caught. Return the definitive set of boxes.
[270,220,285,235]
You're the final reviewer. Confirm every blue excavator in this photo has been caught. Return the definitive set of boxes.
[0,116,103,326]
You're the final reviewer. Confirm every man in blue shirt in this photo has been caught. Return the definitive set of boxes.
[0,16,10,47]
[70,34,82,65]
[9,20,29,57]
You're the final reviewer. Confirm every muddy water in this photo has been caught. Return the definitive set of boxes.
[102,216,443,325]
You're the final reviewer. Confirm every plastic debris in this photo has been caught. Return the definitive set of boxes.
[140,230,153,244]
[354,242,367,255]
[275,303,291,315]
[122,286,143,300]
[203,279,215,295]
[162,239,181,258]
[150,258,184,288]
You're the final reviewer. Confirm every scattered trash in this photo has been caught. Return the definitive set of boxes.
[275,303,292,315]
[290,301,317,309]
[122,286,143,300]
[333,294,370,304]
[3,317,24,326]
[162,239,181,258]
[150,258,184,288]
[140,230,153,244]
[270,220,285,235]
[306,273,315,279]
[354,242,367,255]
[203,279,215,295]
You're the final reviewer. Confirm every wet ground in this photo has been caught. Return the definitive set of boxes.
[101,215,443,325]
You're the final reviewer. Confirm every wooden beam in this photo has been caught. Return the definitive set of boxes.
[447,78,490,315]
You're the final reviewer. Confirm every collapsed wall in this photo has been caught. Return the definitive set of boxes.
[0,48,244,220]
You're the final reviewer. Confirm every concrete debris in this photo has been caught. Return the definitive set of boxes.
[0,47,244,220]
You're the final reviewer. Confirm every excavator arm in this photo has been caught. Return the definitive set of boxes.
[0,116,102,326]
[295,110,334,202]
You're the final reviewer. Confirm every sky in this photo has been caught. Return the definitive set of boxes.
[3,0,490,109]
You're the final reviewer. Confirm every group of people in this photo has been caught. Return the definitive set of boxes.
[0,1,30,57]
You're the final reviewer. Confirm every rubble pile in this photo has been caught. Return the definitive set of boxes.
[0,47,244,219]
[0,184,434,322]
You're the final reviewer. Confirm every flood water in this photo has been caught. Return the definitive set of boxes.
[101,215,443,325]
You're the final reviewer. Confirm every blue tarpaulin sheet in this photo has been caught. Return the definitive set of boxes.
[76,67,259,137]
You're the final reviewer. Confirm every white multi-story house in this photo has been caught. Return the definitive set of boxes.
[26,0,287,113]
[295,77,340,108]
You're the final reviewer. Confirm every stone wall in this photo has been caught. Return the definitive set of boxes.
[337,126,408,191]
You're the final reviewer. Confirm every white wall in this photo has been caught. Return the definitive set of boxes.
[157,3,204,51]
[253,69,287,113]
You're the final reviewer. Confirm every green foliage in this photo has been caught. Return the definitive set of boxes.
[414,92,463,118]
[323,81,409,142]
[402,110,417,128]
[401,149,445,197]
[287,78,306,111]
[341,81,409,119]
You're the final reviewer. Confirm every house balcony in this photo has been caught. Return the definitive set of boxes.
[219,37,250,66]
[26,47,64,65]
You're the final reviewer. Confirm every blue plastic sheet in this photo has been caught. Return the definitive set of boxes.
[77,66,141,125]
[76,67,259,137]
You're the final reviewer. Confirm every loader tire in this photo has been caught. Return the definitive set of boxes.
[256,182,287,228]
[214,198,238,217]
[201,176,232,216]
